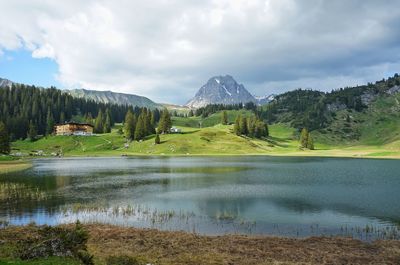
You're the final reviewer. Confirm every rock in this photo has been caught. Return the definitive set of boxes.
[387,85,400,95]
[361,92,376,105]
[326,103,347,112]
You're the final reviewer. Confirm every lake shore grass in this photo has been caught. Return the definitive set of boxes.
[1,224,399,265]
[0,159,32,174]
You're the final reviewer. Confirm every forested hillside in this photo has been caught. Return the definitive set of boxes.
[259,74,400,132]
[0,84,131,140]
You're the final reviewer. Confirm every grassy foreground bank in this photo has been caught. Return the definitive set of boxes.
[0,224,399,265]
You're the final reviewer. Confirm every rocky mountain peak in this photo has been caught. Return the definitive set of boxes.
[186,75,256,108]
[0,78,14,88]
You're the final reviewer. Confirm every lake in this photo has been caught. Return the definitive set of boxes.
[0,156,399,240]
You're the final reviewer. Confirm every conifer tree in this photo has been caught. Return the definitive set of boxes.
[240,116,248,135]
[233,115,241,136]
[265,123,269,137]
[28,121,37,141]
[307,134,314,150]
[300,128,309,149]
[104,109,112,133]
[221,110,228,125]
[46,108,55,136]
[124,109,136,140]
[94,109,104,133]
[60,112,66,124]
[134,115,145,140]
[155,133,160,144]
[0,122,10,154]
[86,113,93,125]
[247,116,256,137]
[254,120,264,138]
[157,109,172,134]
[152,109,160,124]
[145,111,155,134]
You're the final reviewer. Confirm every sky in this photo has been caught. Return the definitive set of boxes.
[0,0,400,104]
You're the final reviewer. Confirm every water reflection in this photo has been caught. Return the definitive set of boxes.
[0,156,399,240]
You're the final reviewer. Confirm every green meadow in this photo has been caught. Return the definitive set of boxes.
[10,109,400,159]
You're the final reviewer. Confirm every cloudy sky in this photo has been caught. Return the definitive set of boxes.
[0,0,400,104]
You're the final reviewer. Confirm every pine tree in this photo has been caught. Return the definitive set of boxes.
[157,109,172,134]
[253,120,263,138]
[85,113,93,125]
[28,121,37,141]
[307,134,314,150]
[142,109,154,135]
[134,115,145,140]
[0,122,10,154]
[94,109,104,133]
[46,108,55,136]
[59,111,65,124]
[300,128,309,149]
[155,133,160,144]
[233,115,241,136]
[124,109,136,140]
[247,116,256,137]
[104,109,112,133]
[152,109,160,124]
[221,110,228,125]
[240,116,248,135]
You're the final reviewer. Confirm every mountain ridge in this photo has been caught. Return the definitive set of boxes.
[66,88,161,109]
[0,77,160,109]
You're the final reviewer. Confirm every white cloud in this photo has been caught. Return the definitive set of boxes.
[0,0,400,103]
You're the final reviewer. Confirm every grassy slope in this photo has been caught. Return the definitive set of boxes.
[12,122,399,158]
[172,109,253,128]
[313,93,400,157]
[11,98,400,159]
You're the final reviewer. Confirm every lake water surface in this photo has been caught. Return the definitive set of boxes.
[1,156,399,240]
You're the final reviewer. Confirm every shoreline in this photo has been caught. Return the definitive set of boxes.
[1,224,399,264]
[0,160,32,174]
[21,151,400,160]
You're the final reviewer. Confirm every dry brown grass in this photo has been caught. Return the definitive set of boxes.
[0,161,31,174]
[85,224,400,265]
[1,224,400,265]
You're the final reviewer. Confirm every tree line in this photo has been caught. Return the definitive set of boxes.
[194,102,257,118]
[233,114,269,139]
[124,108,170,141]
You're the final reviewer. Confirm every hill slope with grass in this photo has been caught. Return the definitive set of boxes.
[10,116,400,158]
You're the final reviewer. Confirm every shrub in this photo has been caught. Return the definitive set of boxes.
[155,134,160,144]
[19,221,93,265]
